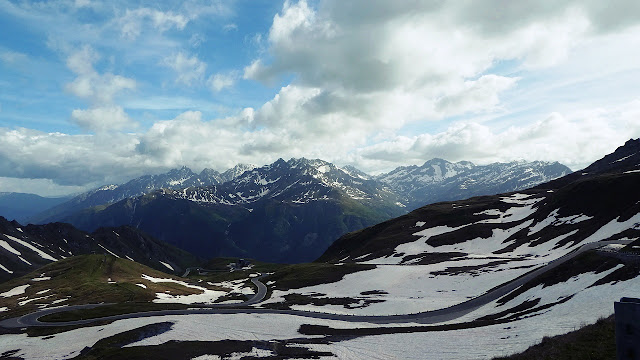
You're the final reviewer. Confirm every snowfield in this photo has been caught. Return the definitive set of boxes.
[0,270,637,360]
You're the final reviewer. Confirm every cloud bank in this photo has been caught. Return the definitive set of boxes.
[1,0,640,195]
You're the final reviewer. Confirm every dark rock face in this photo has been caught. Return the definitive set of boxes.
[0,217,199,282]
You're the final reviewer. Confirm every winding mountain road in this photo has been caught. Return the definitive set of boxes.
[0,239,633,329]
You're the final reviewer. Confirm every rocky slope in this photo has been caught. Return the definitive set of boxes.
[0,217,199,282]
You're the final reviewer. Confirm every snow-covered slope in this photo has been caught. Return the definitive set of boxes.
[29,166,249,224]
[220,163,257,183]
[170,158,400,207]
[0,217,198,281]
[377,158,571,209]
[277,139,640,315]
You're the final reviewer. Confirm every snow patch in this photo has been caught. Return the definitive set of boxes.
[0,239,22,256]
[500,193,543,205]
[159,261,175,271]
[0,263,13,274]
[4,234,57,261]
[1,285,29,298]
[141,274,227,304]
[98,244,120,258]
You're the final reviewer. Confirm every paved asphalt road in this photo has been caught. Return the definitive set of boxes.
[0,240,633,329]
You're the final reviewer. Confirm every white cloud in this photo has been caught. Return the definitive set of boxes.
[71,106,135,132]
[208,72,237,92]
[355,103,640,172]
[1,96,639,194]
[0,127,142,186]
[163,52,207,86]
[223,23,238,32]
[2,0,640,195]
[119,8,189,40]
[0,50,28,64]
[65,45,136,105]
[189,33,206,48]
[64,45,136,132]
[0,177,88,197]
[73,0,92,9]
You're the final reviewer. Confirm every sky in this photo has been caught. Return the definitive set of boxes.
[1,0,640,196]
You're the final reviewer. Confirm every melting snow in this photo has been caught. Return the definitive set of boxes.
[500,193,543,205]
[31,276,51,281]
[19,295,54,306]
[141,274,227,304]
[0,263,13,274]
[612,153,634,163]
[476,205,537,224]
[0,239,22,256]
[528,209,592,235]
[581,213,640,244]
[97,244,120,258]
[159,261,174,271]
[4,235,57,261]
[1,285,29,298]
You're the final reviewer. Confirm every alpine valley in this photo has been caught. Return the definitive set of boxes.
[26,158,570,263]
[0,140,638,360]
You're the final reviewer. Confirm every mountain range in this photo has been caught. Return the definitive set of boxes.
[0,140,638,359]
[0,193,71,224]
[20,157,570,263]
[29,164,257,224]
[377,158,571,209]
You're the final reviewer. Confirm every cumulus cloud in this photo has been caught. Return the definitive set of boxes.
[2,0,640,195]
[163,52,207,86]
[355,105,640,172]
[239,0,585,154]
[2,96,639,192]
[0,127,142,186]
[64,45,136,132]
[71,106,135,132]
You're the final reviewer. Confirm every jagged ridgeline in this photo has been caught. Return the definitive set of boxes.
[0,218,199,282]
[26,157,570,263]
[319,139,640,264]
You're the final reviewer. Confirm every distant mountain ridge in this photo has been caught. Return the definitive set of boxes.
[26,156,573,263]
[0,192,71,224]
[376,158,571,209]
[29,164,257,224]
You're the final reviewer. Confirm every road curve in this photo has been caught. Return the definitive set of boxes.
[0,240,633,329]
